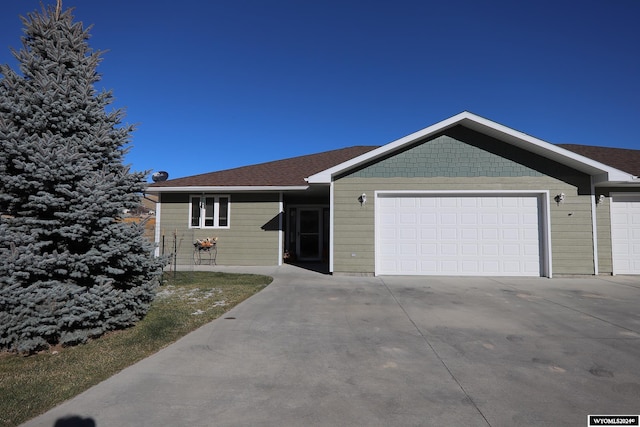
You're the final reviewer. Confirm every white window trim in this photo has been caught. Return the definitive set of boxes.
[188,194,231,229]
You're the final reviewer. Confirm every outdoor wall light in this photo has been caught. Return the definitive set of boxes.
[358,193,367,206]
[554,193,566,205]
[597,195,606,205]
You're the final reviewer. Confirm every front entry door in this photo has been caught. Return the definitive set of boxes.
[297,208,322,261]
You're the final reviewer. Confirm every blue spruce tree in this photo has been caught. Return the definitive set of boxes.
[0,2,165,353]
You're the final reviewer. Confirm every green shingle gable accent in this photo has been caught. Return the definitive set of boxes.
[348,135,543,178]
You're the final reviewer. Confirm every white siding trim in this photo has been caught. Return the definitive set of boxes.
[154,201,162,257]
[278,192,284,266]
[329,182,335,273]
[590,178,599,275]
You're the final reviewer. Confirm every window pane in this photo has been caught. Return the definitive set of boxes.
[219,197,229,227]
[191,197,201,227]
[204,197,214,227]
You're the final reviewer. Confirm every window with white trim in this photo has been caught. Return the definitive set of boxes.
[189,195,230,228]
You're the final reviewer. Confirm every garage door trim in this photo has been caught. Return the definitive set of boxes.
[374,190,552,277]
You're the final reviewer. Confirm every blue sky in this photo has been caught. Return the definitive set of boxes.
[1,0,639,180]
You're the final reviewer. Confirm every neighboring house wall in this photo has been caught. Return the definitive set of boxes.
[333,129,596,275]
[597,187,640,275]
[158,192,281,266]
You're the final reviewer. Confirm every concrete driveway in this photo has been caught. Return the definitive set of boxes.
[22,266,640,427]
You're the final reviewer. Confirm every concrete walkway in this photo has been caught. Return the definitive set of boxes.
[21,266,640,426]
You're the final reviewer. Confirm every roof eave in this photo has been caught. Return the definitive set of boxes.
[147,185,309,193]
[306,111,636,184]
[306,114,465,184]
[595,177,640,188]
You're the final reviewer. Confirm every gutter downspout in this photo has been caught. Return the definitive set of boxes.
[590,177,599,275]
[278,192,283,266]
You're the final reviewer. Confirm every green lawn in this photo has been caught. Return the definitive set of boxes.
[0,271,272,427]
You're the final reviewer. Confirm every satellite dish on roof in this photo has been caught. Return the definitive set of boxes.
[151,171,169,182]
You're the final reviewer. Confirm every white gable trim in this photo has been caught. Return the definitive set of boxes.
[306,112,635,184]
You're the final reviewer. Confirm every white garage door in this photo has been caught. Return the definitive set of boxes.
[611,194,640,275]
[376,194,543,276]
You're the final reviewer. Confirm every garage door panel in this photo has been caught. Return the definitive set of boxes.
[440,260,458,273]
[503,261,521,273]
[379,213,396,226]
[501,198,519,208]
[421,259,437,270]
[482,244,499,256]
[522,213,539,225]
[461,244,478,255]
[421,243,437,256]
[461,214,477,225]
[399,243,417,255]
[502,229,520,240]
[502,213,519,225]
[611,194,640,275]
[399,228,416,239]
[460,228,478,241]
[420,198,437,208]
[399,198,417,208]
[502,243,521,254]
[441,243,457,256]
[523,261,540,273]
[461,260,479,273]
[399,213,417,224]
[441,213,457,225]
[440,198,458,208]
[377,194,542,276]
[481,213,499,224]
[524,244,540,256]
[441,228,457,239]
[400,259,417,272]
[480,198,498,207]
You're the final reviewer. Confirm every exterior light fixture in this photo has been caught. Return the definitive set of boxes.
[554,193,565,205]
[358,193,367,206]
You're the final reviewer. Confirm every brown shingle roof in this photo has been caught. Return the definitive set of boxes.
[558,144,640,176]
[150,142,639,190]
[150,146,379,188]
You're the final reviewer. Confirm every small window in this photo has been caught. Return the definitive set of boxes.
[191,197,201,227]
[189,195,230,228]
[218,197,229,227]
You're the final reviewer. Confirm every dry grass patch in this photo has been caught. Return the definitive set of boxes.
[0,271,271,427]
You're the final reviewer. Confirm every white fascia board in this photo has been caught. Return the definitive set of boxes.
[148,185,309,193]
[595,179,640,188]
[459,115,634,182]
[306,111,635,184]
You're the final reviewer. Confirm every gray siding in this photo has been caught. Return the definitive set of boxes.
[349,135,543,178]
[158,193,281,266]
[333,127,597,276]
